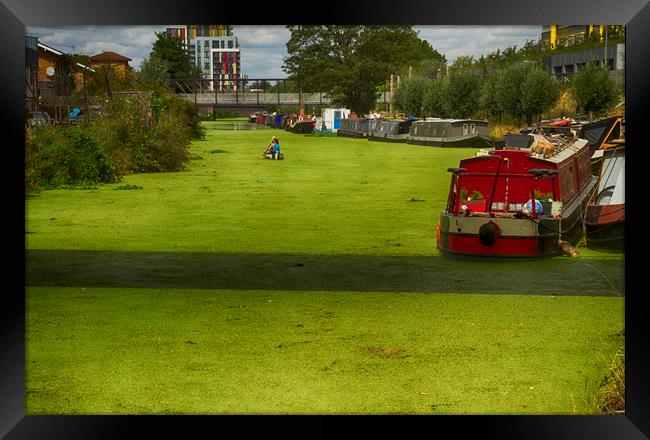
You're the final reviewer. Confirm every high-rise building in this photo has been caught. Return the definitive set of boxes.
[167,25,241,91]
[165,26,186,42]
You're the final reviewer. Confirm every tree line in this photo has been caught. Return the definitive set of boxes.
[392,60,620,124]
[281,25,621,123]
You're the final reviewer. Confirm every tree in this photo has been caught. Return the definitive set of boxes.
[283,25,446,114]
[86,63,136,97]
[136,54,171,93]
[480,69,504,121]
[450,55,475,74]
[489,62,560,125]
[571,62,619,121]
[414,56,447,80]
[423,79,447,117]
[520,67,559,125]
[148,32,202,92]
[443,70,482,118]
[392,76,431,117]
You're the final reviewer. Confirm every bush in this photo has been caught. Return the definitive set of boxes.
[65,127,117,183]
[25,124,118,189]
[26,92,198,190]
[156,94,205,140]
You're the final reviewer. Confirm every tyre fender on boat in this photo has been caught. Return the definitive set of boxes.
[479,221,501,246]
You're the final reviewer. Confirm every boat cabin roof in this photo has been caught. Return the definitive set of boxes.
[419,118,488,125]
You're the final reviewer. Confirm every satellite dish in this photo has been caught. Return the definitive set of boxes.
[46,66,55,77]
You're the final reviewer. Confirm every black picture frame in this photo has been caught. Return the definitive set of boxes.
[2,0,649,437]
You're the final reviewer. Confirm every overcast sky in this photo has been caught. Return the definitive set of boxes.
[27,25,542,78]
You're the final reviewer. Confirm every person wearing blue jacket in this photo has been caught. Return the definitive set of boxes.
[271,137,280,159]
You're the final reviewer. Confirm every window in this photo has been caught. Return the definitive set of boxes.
[221,41,225,48]
[228,40,233,49]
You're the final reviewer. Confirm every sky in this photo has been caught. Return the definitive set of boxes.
[26,25,542,78]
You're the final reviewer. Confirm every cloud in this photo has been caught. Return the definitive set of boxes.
[415,25,541,62]
[234,25,290,48]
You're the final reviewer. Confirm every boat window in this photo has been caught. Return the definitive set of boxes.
[463,124,468,136]
[471,124,476,133]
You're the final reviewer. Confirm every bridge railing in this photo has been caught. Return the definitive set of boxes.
[179,91,393,107]
[179,92,340,105]
[171,78,393,107]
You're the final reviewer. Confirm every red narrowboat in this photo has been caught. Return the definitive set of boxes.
[437,135,596,258]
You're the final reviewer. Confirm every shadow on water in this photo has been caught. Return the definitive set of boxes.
[26,250,624,296]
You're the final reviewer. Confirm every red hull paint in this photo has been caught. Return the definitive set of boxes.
[442,233,541,257]
[586,203,625,226]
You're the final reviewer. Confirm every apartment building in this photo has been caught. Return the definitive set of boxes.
[167,25,241,90]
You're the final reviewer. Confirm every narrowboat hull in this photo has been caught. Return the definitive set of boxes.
[336,128,368,138]
[368,133,410,143]
[407,134,493,148]
[585,203,625,250]
[438,177,596,258]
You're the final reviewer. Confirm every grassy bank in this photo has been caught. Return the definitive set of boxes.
[25,121,625,414]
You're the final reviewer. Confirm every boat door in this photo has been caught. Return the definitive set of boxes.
[334,110,341,129]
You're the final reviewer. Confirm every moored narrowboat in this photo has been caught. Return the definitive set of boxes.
[437,133,596,258]
[368,119,413,143]
[585,139,625,250]
[337,118,370,138]
[407,118,492,148]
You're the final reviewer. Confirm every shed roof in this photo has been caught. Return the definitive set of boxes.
[90,51,132,62]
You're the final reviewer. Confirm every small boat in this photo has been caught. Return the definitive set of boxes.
[578,116,623,158]
[437,131,596,258]
[407,118,492,148]
[336,118,370,138]
[368,119,413,143]
[287,120,315,134]
[585,138,625,250]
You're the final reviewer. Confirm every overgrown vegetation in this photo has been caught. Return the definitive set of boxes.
[594,333,625,415]
[26,93,203,190]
